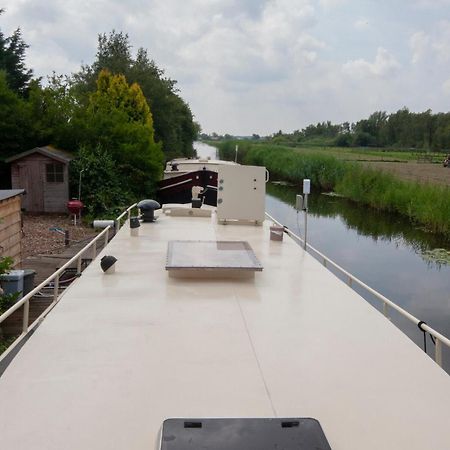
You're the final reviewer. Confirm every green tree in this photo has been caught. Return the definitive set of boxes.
[79,69,164,197]
[73,31,196,159]
[0,9,33,95]
[0,70,33,157]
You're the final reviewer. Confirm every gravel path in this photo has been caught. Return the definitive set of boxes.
[22,215,97,258]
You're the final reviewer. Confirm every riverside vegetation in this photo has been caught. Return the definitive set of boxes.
[217,141,450,236]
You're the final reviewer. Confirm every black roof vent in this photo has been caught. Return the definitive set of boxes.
[160,418,332,450]
[137,199,160,222]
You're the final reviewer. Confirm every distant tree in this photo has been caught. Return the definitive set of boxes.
[0,10,33,95]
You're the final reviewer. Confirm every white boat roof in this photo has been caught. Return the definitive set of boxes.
[164,158,237,172]
[0,211,449,449]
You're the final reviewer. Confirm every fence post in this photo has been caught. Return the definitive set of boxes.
[92,241,97,259]
[53,275,59,303]
[104,229,109,247]
[77,255,82,275]
[383,303,389,318]
[435,339,443,367]
[22,298,30,334]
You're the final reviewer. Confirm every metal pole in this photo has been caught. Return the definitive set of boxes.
[303,193,308,251]
[78,169,85,201]
[22,298,29,334]
[53,275,59,303]
[77,255,82,275]
[435,339,443,367]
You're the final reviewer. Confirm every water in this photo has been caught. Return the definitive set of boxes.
[194,142,450,371]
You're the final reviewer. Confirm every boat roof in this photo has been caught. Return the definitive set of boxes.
[166,158,237,166]
[0,210,449,449]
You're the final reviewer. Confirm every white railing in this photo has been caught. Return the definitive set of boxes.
[0,204,138,363]
[115,203,138,232]
[265,212,450,368]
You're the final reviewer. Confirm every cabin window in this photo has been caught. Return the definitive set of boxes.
[46,163,64,182]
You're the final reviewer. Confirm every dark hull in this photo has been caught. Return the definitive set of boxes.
[157,169,218,206]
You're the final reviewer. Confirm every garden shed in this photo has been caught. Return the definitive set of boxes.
[6,146,73,213]
[0,189,24,266]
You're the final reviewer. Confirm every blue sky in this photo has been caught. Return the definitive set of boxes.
[2,0,450,135]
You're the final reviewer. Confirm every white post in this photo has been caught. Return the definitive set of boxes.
[435,339,443,367]
[22,298,29,334]
[303,179,310,251]
[77,255,82,275]
[53,275,59,303]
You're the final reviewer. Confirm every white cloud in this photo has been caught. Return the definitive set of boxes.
[354,18,370,31]
[442,78,450,95]
[410,31,430,64]
[342,48,401,79]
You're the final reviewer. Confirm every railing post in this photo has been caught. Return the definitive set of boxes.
[348,276,353,287]
[22,298,29,334]
[127,209,131,220]
[383,303,389,317]
[104,229,109,247]
[77,255,82,275]
[115,219,120,234]
[53,275,60,303]
[92,240,97,259]
[435,339,443,367]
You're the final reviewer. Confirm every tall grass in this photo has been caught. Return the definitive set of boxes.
[216,142,450,235]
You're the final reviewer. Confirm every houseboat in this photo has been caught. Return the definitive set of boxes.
[0,164,449,450]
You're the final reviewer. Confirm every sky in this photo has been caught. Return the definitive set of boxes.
[2,0,450,135]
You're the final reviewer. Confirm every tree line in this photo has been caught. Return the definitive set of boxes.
[1,11,199,214]
[272,109,450,151]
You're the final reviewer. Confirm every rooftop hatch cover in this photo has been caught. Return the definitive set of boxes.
[165,240,263,278]
[160,418,332,450]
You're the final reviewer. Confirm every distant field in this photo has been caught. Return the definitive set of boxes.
[362,161,450,187]
[292,146,445,163]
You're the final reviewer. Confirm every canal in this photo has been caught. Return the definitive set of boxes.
[194,142,450,371]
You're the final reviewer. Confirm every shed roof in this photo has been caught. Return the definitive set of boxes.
[5,146,73,164]
[0,189,25,202]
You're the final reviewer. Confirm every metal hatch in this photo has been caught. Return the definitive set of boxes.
[166,240,263,278]
[160,418,332,450]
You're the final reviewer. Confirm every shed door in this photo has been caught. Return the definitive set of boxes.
[18,163,44,212]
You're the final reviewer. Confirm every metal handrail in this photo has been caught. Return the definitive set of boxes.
[265,212,450,368]
[0,204,137,362]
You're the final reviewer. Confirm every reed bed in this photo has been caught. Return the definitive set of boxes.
[217,142,450,235]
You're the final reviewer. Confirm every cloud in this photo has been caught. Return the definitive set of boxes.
[410,31,430,64]
[354,18,370,31]
[342,48,401,79]
[442,78,450,95]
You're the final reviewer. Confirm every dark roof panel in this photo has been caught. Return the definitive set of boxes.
[5,146,73,163]
[0,189,25,202]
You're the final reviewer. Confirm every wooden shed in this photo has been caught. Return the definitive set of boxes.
[0,190,24,267]
[6,146,73,213]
